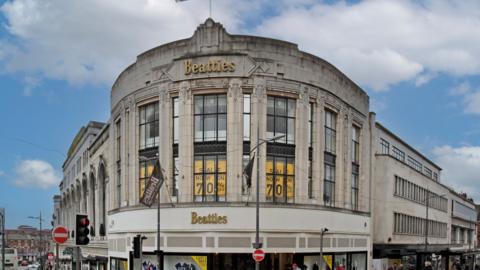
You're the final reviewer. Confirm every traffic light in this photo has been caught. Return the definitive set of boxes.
[132,235,141,258]
[75,214,90,245]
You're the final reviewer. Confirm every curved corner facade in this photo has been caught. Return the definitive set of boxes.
[56,18,374,270]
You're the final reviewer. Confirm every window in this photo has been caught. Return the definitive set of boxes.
[195,95,227,142]
[308,103,313,147]
[433,172,438,181]
[351,166,359,210]
[324,163,335,207]
[172,97,179,196]
[392,146,405,162]
[394,175,447,212]
[266,156,295,203]
[267,96,296,144]
[352,126,360,163]
[139,158,156,198]
[115,119,121,208]
[380,139,389,154]
[243,94,251,141]
[407,155,422,172]
[393,212,447,237]
[139,102,159,150]
[173,97,179,144]
[352,125,360,210]
[308,103,314,199]
[194,155,226,202]
[324,110,336,153]
[424,167,432,178]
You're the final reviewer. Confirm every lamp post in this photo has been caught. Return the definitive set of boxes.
[319,228,329,270]
[28,212,44,270]
[249,132,285,270]
[1,208,5,270]
[139,154,163,270]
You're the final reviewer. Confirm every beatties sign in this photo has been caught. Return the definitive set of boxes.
[191,212,228,224]
[184,59,235,75]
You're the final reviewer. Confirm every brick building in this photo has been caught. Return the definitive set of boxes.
[6,225,51,262]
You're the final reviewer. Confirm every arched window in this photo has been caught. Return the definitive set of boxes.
[89,172,96,236]
[82,175,88,214]
[98,163,106,236]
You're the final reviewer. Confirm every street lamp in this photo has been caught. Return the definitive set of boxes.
[139,154,163,270]
[319,228,329,270]
[248,132,285,270]
[28,211,45,270]
[424,193,446,254]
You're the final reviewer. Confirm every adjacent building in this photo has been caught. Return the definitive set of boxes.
[5,225,51,263]
[53,19,477,270]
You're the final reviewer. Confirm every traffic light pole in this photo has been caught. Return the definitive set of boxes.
[76,246,80,270]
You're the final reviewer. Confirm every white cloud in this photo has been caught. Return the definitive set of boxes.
[450,81,480,115]
[22,75,41,96]
[12,159,61,189]
[1,0,480,91]
[432,145,480,202]
[253,0,480,91]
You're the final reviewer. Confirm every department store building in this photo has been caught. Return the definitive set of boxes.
[53,19,476,270]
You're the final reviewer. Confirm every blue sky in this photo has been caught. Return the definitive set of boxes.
[1,0,480,228]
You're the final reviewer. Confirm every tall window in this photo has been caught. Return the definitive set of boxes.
[266,96,296,203]
[324,110,336,153]
[115,119,121,208]
[194,155,226,202]
[243,94,251,141]
[139,158,156,198]
[267,96,296,144]
[308,103,314,199]
[172,97,179,196]
[195,95,227,142]
[324,162,335,207]
[194,94,227,202]
[243,94,251,194]
[266,157,295,203]
[139,102,159,149]
[352,125,360,210]
[138,102,159,198]
[324,110,337,207]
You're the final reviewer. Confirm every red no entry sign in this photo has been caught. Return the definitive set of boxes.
[52,226,69,244]
[252,249,265,262]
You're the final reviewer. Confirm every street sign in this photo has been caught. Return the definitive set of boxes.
[252,249,265,262]
[52,226,69,244]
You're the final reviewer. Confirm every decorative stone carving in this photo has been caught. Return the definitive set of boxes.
[179,81,191,103]
[253,79,266,101]
[126,95,135,109]
[228,79,242,101]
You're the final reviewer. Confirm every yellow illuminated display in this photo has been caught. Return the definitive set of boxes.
[266,175,273,198]
[276,160,285,174]
[266,159,274,174]
[193,156,227,199]
[218,159,226,173]
[194,175,203,196]
[275,176,284,197]
[287,162,294,175]
[194,159,203,173]
[218,174,226,196]
[287,176,294,198]
[205,175,215,195]
[205,159,215,173]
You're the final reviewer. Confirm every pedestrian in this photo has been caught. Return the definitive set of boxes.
[337,264,345,270]
[425,261,433,270]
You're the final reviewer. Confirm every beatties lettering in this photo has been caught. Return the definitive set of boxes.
[184,59,235,75]
[191,211,228,224]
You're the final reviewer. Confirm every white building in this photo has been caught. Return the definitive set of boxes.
[53,19,477,270]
